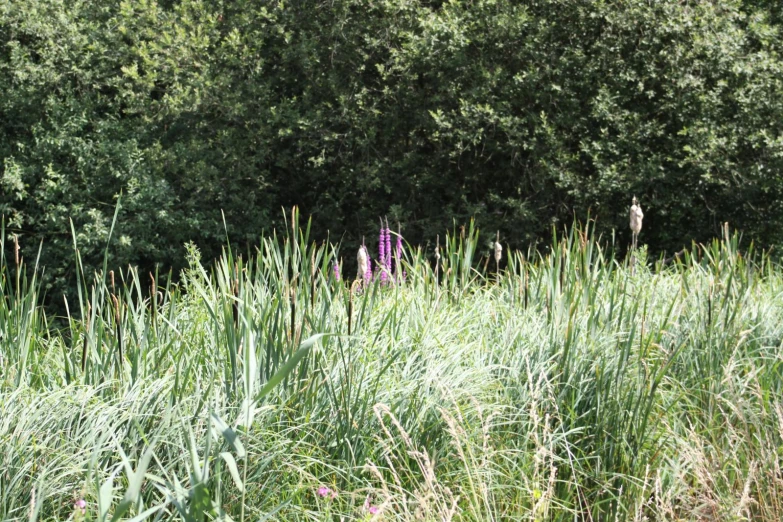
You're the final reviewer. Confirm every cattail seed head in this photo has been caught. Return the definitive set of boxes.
[494,233,503,264]
[357,245,369,281]
[13,234,20,268]
[630,196,644,234]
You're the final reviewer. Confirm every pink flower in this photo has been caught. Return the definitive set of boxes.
[317,486,332,497]
[74,499,86,514]
[364,495,380,515]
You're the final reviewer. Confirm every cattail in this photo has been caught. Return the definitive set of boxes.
[290,286,297,343]
[494,231,502,273]
[112,294,122,375]
[13,234,19,268]
[629,196,644,251]
[357,242,372,286]
[347,289,353,335]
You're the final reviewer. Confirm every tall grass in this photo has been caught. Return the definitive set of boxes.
[1,215,782,521]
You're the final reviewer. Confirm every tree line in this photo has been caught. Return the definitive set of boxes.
[2,0,782,299]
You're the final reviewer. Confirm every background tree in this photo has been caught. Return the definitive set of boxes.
[2,0,782,303]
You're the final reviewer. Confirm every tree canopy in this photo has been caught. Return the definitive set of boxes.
[2,0,782,296]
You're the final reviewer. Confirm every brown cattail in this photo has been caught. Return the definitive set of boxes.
[13,234,20,268]
[290,287,297,344]
[347,289,353,336]
[110,270,115,293]
[111,294,123,374]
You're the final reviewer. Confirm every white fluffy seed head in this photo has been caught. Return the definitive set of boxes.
[630,196,644,234]
[494,241,503,263]
[357,246,369,279]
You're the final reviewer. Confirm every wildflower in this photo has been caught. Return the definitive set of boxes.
[317,486,332,498]
[384,219,392,272]
[364,249,372,285]
[364,496,380,515]
[379,221,388,284]
[74,499,86,515]
[333,260,340,281]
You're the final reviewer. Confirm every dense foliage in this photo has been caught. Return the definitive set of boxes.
[2,221,783,520]
[2,0,783,295]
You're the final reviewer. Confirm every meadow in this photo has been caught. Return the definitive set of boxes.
[1,215,782,521]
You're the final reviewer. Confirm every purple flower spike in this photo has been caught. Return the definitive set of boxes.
[333,260,340,281]
[364,248,372,284]
[384,222,392,272]
[379,225,388,284]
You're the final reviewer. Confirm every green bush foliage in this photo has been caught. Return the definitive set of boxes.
[2,0,783,295]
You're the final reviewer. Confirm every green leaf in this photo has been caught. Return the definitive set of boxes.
[211,412,245,459]
[219,452,245,493]
[255,333,328,401]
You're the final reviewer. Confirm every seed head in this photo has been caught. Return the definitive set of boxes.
[357,245,369,281]
[494,241,503,263]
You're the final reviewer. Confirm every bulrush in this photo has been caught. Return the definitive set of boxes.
[494,231,503,273]
[357,243,369,282]
[629,196,644,251]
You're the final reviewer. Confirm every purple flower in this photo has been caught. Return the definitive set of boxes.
[384,223,392,272]
[333,261,340,281]
[378,222,386,268]
[369,505,379,514]
[317,486,332,497]
[364,248,372,284]
[74,499,86,514]
[379,225,388,284]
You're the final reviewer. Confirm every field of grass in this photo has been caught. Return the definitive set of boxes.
[2,215,782,521]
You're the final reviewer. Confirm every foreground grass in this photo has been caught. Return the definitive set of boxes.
[1,218,782,521]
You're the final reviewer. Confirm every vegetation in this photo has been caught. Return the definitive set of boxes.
[2,214,782,520]
[3,0,783,298]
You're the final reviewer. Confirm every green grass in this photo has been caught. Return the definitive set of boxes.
[2,214,782,521]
